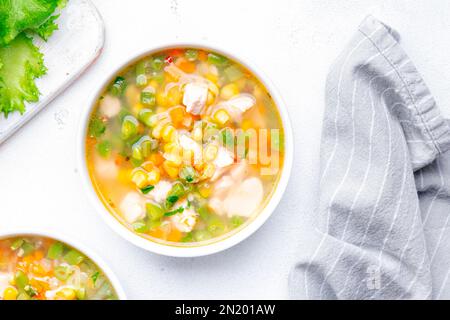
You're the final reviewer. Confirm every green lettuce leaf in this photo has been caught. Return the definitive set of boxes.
[0,0,63,46]
[34,14,60,41]
[0,34,47,116]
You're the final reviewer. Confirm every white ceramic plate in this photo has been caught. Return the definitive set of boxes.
[0,229,126,300]
[78,43,294,257]
[0,0,104,144]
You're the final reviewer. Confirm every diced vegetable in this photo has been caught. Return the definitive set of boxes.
[207,53,228,66]
[141,87,156,106]
[47,242,64,260]
[231,215,244,228]
[131,169,148,188]
[198,205,211,221]
[213,109,231,125]
[146,202,164,221]
[179,165,197,183]
[207,216,225,235]
[110,76,127,96]
[3,287,18,300]
[20,241,35,256]
[138,108,154,127]
[220,83,239,100]
[132,221,149,233]
[140,185,155,194]
[64,249,84,265]
[76,288,86,300]
[89,117,106,138]
[151,57,164,71]
[14,270,29,290]
[121,115,139,140]
[165,183,185,208]
[185,49,198,61]
[96,140,112,158]
[10,238,23,250]
[135,61,147,86]
[54,265,72,281]
[132,135,154,160]
[164,206,184,217]
[224,65,243,82]
[193,230,212,242]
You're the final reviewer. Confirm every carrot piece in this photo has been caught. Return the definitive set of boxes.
[150,152,164,166]
[198,50,208,61]
[177,59,196,73]
[167,228,182,242]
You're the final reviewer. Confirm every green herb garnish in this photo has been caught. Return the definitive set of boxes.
[164,207,184,217]
[140,185,155,194]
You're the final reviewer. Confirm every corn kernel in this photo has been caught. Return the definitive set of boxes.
[162,125,177,142]
[163,152,182,167]
[204,144,218,162]
[150,152,164,166]
[192,127,203,142]
[131,169,148,188]
[169,106,185,124]
[205,73,218,83]
[3,286,18,300]
[213,109,231,125]
[32,264,46,277]
[198,183,212,198]
[220,83,239,100]
[167,86,182,106]
[152,122,165,139]
[163,161,179,179]
[206,91,215,106]
[156,91,168,107]
[164,142,178,153]
[141,161,155,172]
[147,169,161,185]
[56,287,76,300]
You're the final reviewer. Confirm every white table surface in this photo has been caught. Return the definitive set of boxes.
[1,0,449,299]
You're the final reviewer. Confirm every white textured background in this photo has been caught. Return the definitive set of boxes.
[0,0,449,299]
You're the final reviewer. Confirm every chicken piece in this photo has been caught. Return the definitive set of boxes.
[213,175,234,198]
[99,95,121,118]
[230,159,249,181]
[223,177,263,218]
[213,147,234,168]
[144,180,172,203]
[208,197,225,216]
[170,201,199,233]
[227,94,256,113]
[94,157,118,180]
[183,83,208,115]
[210,93,256,122]
[120,192,146,223]
[179,134,202,164]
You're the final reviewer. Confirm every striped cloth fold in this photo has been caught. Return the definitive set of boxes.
[289,15,450,299]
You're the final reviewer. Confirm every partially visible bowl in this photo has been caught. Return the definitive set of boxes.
[0,229,126,300]
[77,43,294,257]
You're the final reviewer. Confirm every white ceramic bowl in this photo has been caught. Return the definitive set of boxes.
[77,43,293,257]
[0,229,126,300]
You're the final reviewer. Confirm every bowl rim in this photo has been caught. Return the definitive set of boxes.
[77,42,294,257]
[0,229,127,300]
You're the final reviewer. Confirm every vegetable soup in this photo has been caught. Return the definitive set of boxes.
[0,236,118,300]
[86,47,284,245]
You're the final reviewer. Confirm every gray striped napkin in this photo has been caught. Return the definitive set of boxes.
[289,15,450,299]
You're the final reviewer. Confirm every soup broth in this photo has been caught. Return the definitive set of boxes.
[86,47,284,245]
[0,236,118,300]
